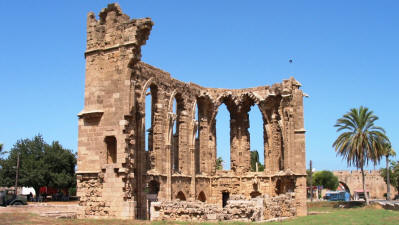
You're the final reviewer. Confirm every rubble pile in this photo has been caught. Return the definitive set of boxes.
[151,193,296,222]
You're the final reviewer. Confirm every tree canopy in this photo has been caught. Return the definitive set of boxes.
[380,160,399,193]
[333,106,388,204]
[312,170,339,190]
[215,157,223,170]
[250,150,264,172]
[0,135,76,195]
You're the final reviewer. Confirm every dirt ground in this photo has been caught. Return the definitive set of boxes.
[0,201,79,213]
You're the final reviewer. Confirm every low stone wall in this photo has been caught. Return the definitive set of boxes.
[77,174,111,218]
[151,193,296,222]
[263,193,296,219]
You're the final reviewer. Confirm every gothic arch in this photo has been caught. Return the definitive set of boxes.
[339,181,351,194]
[197,191,206,202]
[140,77,156,103]
[176,191,186,201]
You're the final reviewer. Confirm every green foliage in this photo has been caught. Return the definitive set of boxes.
[380,160,399,192]
[333,106,388,204]
[306,169,312,187]
[312,170,339,190]
[0,135,76,194]
[0,143,6,157]
[250,150,264,172]
[383,142,396,158]
[215,157,223,170]
[333,106,388,168]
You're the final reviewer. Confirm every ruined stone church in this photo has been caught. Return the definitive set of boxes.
[77,3,307,221]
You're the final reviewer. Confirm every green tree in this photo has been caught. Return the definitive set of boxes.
[306,169,312,187]
[215,157,223,170]
[312,170,339,190]
[0,135,76,198]
[382,143,396,200]
[333,106,388,205]
[0,143,4,166]
[0,143,5,157]
[250,150,264,172]
[380,160,399,196]
[44,141,76,189]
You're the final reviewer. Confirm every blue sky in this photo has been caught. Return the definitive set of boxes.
[0,1,398,171]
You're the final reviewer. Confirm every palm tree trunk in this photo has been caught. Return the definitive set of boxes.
[361,166,369,205]
[387,155,391,200]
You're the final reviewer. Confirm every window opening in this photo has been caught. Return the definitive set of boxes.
[216,104,230,170]
[105,136,117,164]
[249,105,264,171]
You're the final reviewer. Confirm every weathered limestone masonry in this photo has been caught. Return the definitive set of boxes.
[77,3,307,221]
[334,170,395,199]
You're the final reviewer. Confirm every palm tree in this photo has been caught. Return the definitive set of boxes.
[383,142,395,200]
[333,106,388,205]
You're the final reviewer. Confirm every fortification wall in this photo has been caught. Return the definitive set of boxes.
[334,170,395,199]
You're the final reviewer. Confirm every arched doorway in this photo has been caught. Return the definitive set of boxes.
[198,191,206,202]
[338,181,351,194]
[147,180,160,220]
[148,180,160,195]
[222,192,230,207]
[176,191,186,201]
[275,179,282,195]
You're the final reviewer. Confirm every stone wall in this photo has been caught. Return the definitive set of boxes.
[334,170,395,199]
[150,194,296,222]
[77,3,307,221]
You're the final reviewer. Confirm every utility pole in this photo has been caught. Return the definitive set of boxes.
[14,153,20,195]
[310,160,313,202]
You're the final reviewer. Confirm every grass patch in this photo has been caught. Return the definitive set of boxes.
[1,202,399,225]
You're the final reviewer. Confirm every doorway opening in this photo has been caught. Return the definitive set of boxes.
[222,192,230,207]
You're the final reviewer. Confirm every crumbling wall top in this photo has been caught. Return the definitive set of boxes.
[85,3,153,65]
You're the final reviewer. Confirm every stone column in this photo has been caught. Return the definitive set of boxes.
[135,107,147,219]
[230,106,251,173]
[198,117,208,174]
[267,111,283,174]
[153,96,166,173]
[293,88,306,174]
[295,176,307,216]
[166,112,176,200]
[190,119,198,200]
[178,110,190,174]
[165,144,172,200]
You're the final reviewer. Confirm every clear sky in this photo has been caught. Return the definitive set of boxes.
[1,0,398,171]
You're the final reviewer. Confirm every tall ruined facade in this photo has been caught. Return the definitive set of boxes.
[77,4,307,221]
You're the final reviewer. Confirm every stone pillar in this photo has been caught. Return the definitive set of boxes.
[166,144,172,200]
[295,176,307,216]
[190,147,196,200]
[230,107,251,173]
[135,108,147,219]
[198,117,208,174]
[199,114,215,175]
[153,95,166,174]
[166,112,176,201]
[265,110,283,174]
[178,110,190,174]
[293,88,306,174]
